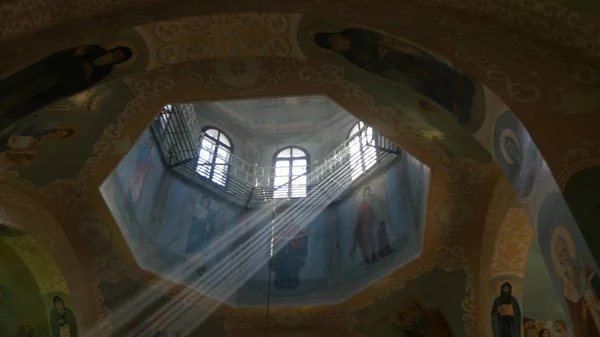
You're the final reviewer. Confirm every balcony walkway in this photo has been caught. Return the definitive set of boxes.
[151,104,401,208]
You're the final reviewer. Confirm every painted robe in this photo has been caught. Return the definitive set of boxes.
[50,307,77,337]
[186,203,215,255]
[335,28,475,124]
[270,232,308,290]
[0,45,119,130]
[564,263,600,337]
[491,296,522,337]
[353,195,393,263]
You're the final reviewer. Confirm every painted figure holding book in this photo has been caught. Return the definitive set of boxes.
[491,282,522,337]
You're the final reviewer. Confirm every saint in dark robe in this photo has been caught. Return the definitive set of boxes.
[0,45,132,130]
[314,29,475,124]
[49,296,77,337]
[269,224,308,290]
[491,282,522,337]
[350,186,394,266]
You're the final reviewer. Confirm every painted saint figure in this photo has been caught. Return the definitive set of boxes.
[350,186,394,266]
[498,127,538,198]
[0,122,74,166]
[49,296,77,337]
[552,230,600,337]
[392,312,425,337]
[491,282,522,337]
[269,222,308,290]
[314,29,475,124]
[553,320,572,337]
[523,318,537,337]
[391,301,453,337]
[186,196,215,275]
[0,45,132,130]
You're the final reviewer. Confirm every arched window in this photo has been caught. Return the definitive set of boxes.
[348,121,376,180]
[273,146,309,199]
[158,104,172,130]
[197,126,233,186]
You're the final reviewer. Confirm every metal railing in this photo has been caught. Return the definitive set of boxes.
[151,104,401,207]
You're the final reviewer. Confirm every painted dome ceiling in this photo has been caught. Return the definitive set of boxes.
[100,97,430,307]
[2,1,598,335]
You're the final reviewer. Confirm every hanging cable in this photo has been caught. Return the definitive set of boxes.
[264,118,281,337]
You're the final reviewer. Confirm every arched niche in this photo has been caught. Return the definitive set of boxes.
[0,185,105,335]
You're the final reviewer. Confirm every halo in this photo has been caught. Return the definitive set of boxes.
[48,124,77,140]
[309,26,337,55]
[104,40,137,69]
[499,128,521,165]
[550,225,576,279]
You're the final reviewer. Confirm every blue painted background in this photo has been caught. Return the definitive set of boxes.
[101,130,429,307]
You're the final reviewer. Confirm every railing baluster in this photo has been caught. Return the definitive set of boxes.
[151,109,399,206]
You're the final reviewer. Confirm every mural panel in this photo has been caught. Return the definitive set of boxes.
[353,269,465,337]
[238,153,428,306]
[296,16,490,162]
[238,212,329,306]
[523,317,573,337]
[538,192,600,337]
[155,177,242,281]
[493,111,541,200]
[102,128,243,300]
[338,155,427,286]
[102,129,166,261]
[0,240,52,337]
[102,129,429,307]
[490,281,522,337]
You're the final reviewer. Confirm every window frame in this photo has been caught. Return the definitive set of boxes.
[347,121,379,180]
[197,125,234,187]
[271,146,311,199]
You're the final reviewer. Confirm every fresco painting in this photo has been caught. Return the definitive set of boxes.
[0,118,75,167]
[0,45,133,130]
[338,155,427,283]
[296,16,490,162]
[353,269,464,337]
[0,238,63,337]
[49,296,77,337]
[390,300,454,337]
[101,129,166,259]
[538,192,600,337]
[102,129,243,287]
[155,179,241,280]
[240,212,328,304]
[269,221,309,290]
[102,128,429,307]
[313,28,476,125]
[491,282,522,337]
[493,111,541,200]
[523,317,573,337]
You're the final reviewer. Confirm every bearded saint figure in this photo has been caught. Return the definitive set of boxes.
[491,282,522,337]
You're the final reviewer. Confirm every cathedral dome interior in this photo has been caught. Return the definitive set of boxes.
[1,2,600,337]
